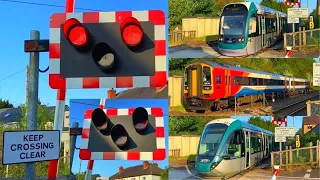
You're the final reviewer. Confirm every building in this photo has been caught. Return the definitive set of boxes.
[302,116,320,135]
[106,161,163,180]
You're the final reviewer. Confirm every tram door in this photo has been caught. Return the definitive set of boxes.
[261,16,266,47]
[245,131,250,169]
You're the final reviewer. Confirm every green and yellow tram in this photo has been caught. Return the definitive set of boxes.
[196,118,275,178]
[218,2,287,56]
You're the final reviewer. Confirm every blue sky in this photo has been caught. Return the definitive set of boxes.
[69,99,169,177]
[231,116,303,133]
[252,0,317,14]
[0,0,168,107]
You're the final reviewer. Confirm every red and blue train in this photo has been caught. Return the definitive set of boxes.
[184,61,310,113]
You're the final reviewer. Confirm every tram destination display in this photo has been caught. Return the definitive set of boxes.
[2,130,60,165]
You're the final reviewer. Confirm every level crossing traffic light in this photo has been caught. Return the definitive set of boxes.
[49,10,167,89]
[79,107,166,160]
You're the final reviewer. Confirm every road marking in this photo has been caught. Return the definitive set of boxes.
[304,169,312,178]
[184,165,202,179]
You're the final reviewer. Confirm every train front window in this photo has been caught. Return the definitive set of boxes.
[198,123,228,157]
[203,66,211,86]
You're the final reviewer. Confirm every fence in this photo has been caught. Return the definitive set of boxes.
[169,149,181,157]
[170,30,196,43]
[271,140,320,170]
[169,135,200,157]
[182,17,220,37]
[284,28,320,49]
[168,76,184,107]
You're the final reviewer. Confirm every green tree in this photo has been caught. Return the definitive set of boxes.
[19,104,54,130]
[260,0,289,13]
[310,8,319,29]
[0,99,13,108]
[301,132,320,147]
[247,116,278,132]
[160,166,169,180]
[169,116,227,135]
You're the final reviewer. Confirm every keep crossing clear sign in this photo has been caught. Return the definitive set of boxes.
[2,130,60,165]
[313,63,320,86]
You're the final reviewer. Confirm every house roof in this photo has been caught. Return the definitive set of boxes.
[0,105,69,124]
[303,116,320,125]
[109,163,163,179]
[115,85,168,99]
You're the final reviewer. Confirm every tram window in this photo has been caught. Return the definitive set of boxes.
[203,66,212,85]
[258,78,263,85]
[264,79,269,85]
[249,15,257,37]
[257,135,262,152]
[216,75,222,84]
[219,130,242,158]
[240,131,245,157]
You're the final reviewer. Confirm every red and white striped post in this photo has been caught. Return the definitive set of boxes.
[271,165,280,180]
[47,0,74,178]
[84,99,105,180]
[285,46,292,58]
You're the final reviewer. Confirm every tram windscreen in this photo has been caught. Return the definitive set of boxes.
[220,15,246,36]
[198,123,228,156]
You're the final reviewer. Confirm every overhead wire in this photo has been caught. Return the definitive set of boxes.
[0,67,26,83]
[0,0,170,18]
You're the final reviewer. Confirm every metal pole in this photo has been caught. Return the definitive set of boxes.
[25,30,40,180]
[70,122,79,177]
[263,93,266,107]
[6,165,9,178]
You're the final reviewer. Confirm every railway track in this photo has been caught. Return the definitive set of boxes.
[272,92,320,117]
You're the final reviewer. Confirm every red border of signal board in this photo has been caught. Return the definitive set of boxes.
[284,0,300,6]
[79,108,166,160]
[49,10,167,89]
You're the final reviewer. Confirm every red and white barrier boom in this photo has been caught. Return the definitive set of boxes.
[271,165,280,180]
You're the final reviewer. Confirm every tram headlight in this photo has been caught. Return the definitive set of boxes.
[210,162,220,170]
[219,38,224,42]
[237,38,244,42]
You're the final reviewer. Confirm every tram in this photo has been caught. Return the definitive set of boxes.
[218,2,288,56]
[196,118,275,177]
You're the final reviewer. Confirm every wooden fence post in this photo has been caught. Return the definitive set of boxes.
[284,33,287,49]
[303,27,307,46]
[310,142,313,164]
[289,146,293,166]
[286,146,289,169]
[317,140,320,168]
[299,27,302,48]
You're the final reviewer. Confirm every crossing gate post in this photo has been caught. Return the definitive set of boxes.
[271,165,280,180]
[47,0,74,178]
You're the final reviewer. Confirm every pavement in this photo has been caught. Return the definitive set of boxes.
[169,43,319,58]
[169,157,319,180]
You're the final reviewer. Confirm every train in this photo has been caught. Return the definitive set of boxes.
[218,2,288,56]
[196,118,275,178]
[184,61,311,113]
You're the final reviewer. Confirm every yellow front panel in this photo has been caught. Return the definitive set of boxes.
[191,69,198,96]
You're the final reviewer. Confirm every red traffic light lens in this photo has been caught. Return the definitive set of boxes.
[120,17,144,47]
[63,18,88,47]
